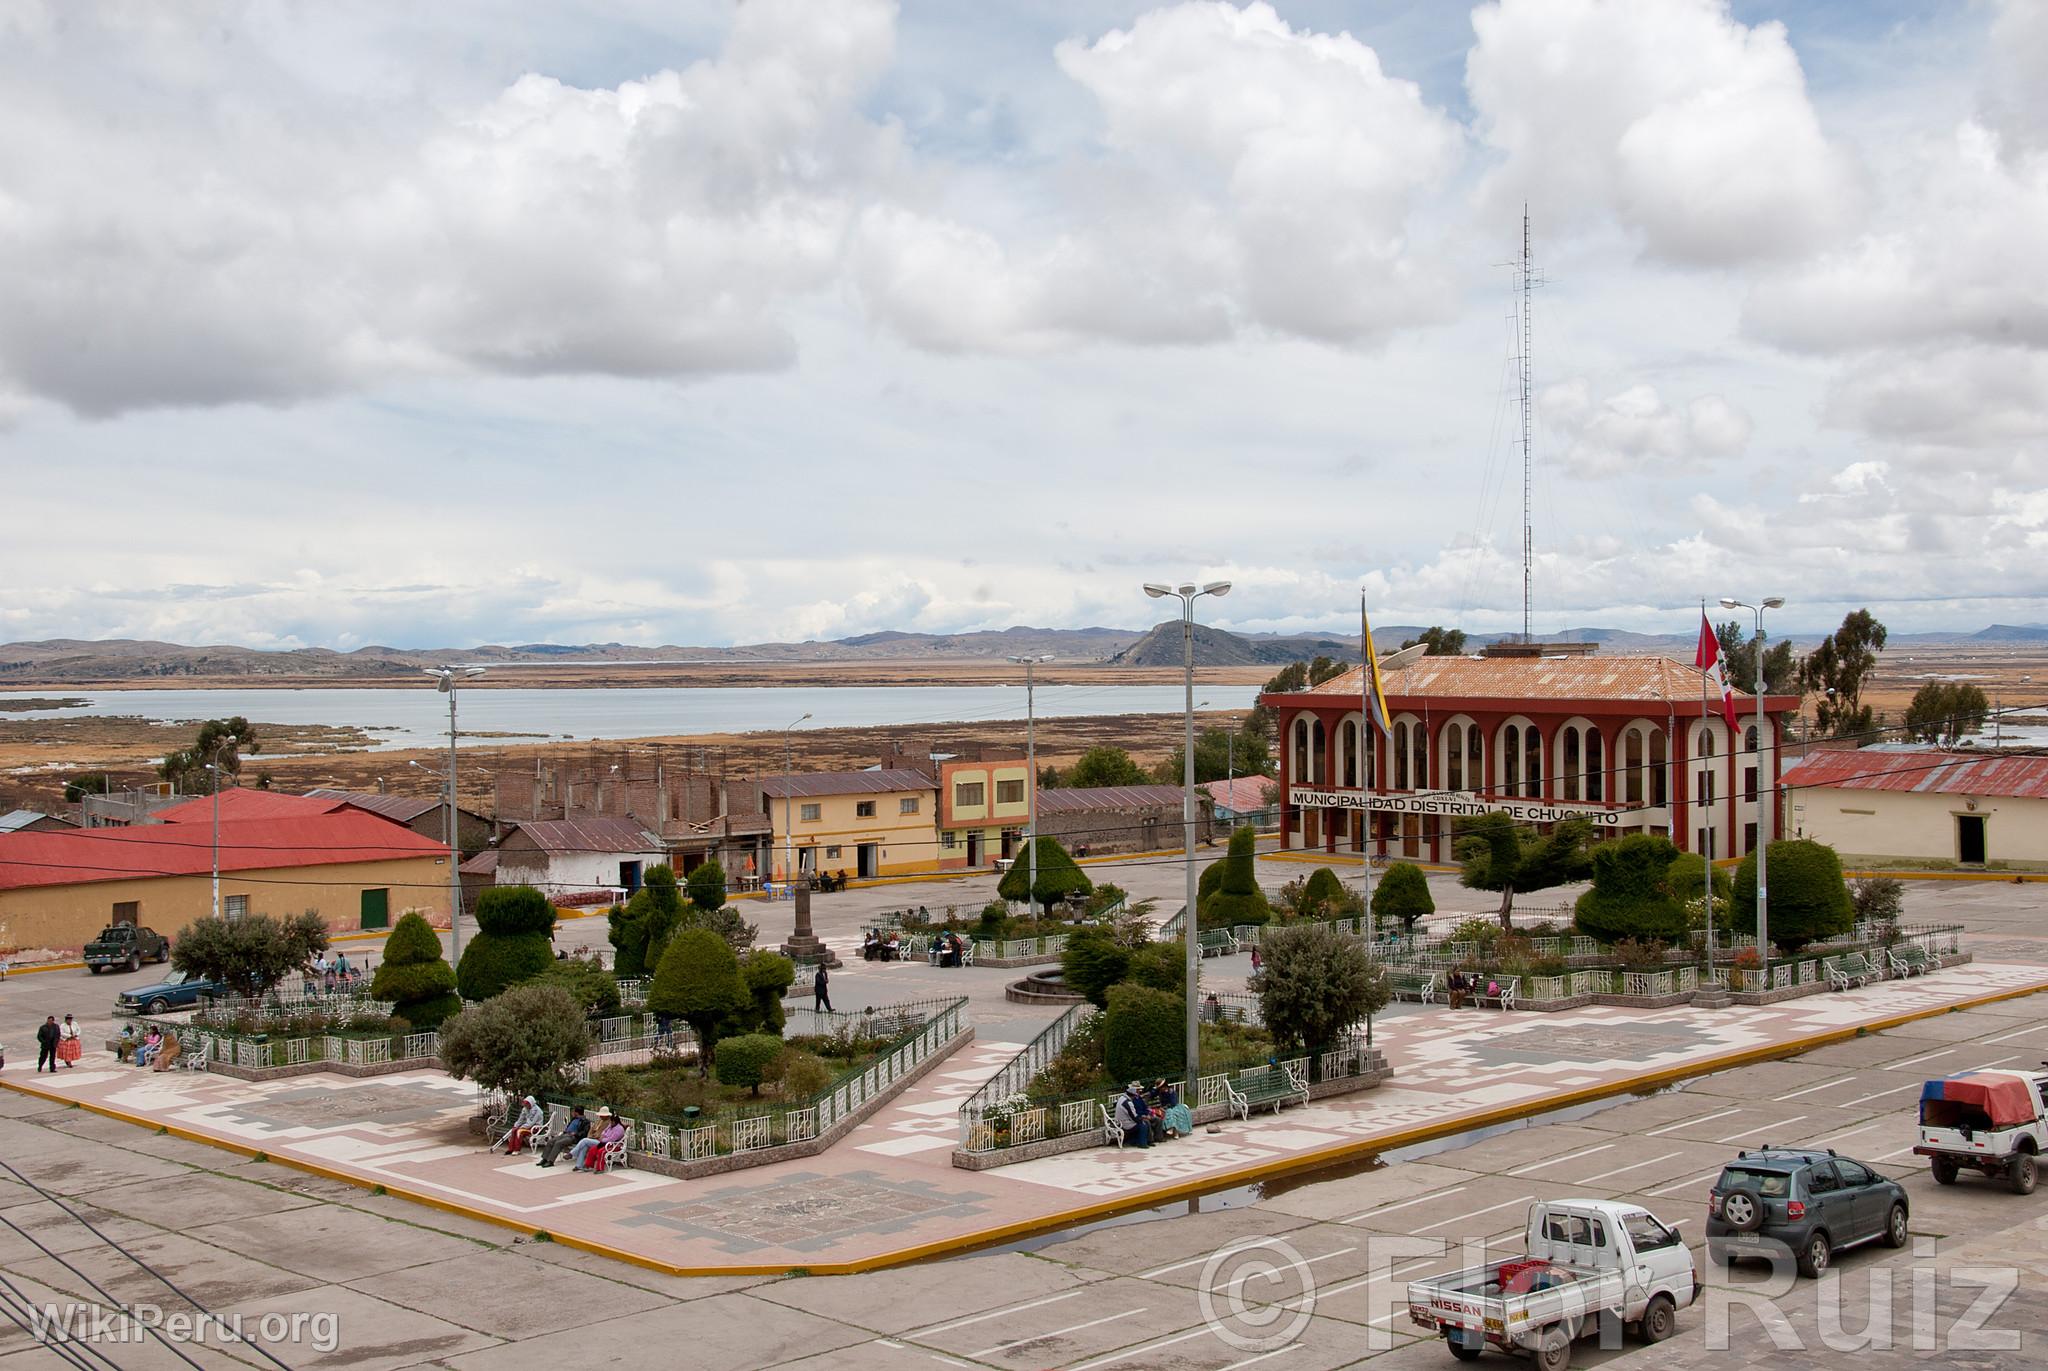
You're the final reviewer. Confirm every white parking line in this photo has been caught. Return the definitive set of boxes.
[1219,1348,1303,1371]
[1344,1187,1469,1224]
[1874,1145,1921,1162]
[1416,1195,1537,1233]
[1221,1247,1358,1295]
[1144,1241,1272,1280]
[1846,1082,1922,1108]
[1884,1048,1956,1071]
[1298,1256,1454,1307]
[1582,1151,1684,1184]
[909,1289,1084,1336]
[1646,1108,1741,1136]
[1774,1077,1857,1101]
[1980,1024,2046,1045]
[1805,1121,1888,1147]
[1507,1144,1613,1176]
[1648,1168,1723,1197]
[1063,1326,1211,1371]
[1717,1116,1805,1144]
[967,1308,1146,1359]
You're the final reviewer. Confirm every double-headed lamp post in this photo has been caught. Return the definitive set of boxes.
[1144,579,1231,1095]
[1719,597,1784,961]
[205,733,239,921]
[1008,655,1053,903]
[781,713,812,887]
[425,666,486,956]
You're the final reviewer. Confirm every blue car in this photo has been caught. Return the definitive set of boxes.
[115,970,229,1016]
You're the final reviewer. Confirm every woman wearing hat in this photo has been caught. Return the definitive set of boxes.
[570,1108,626,1173]
[498,1094,545,1154]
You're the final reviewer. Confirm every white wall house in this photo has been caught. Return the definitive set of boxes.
[1783,747,2048,870]
[492,817,669,900]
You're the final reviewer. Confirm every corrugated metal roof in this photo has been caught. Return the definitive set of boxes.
[1298,655,1762,705]
[1036,784,1196,813]
[1201,777,1275,811]
[0,813,446,891]
[759,769,936,800]
[459,849,499,875]
[305,789,447,824]
[0,810,53,833]
[1781,748,2048,800]
[500,817,663,855]
[153,789,350,824]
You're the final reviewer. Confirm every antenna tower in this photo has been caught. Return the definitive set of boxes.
[1514,205,1542,643]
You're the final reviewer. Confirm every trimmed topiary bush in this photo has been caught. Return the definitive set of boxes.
[997,836,1093,912]
[1060,927,1132,1009]
[686,860,728,913]
[1104,983,1184,1084]
[712,1033,784,1095]
[647,927,748,1066]
[1371,861,1434,936]
[370,911,460,1029]
[1198,826,1271,929]
[530,956,622,1018]
[737,949,796,1037]
[456,885,558,1001]
[1667,851,1733,907]
[1573,834,1690,944]
[1732,839,1854,950]
[1297,867,1347,918]
[1125,939,1185,996]
[1198,857,1226,905]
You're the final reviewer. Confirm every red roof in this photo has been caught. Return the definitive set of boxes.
[1202,776,1275,811]
[1289,655,1798,710]
[1781,748,2048,800]
[153,789,351,824]
[0,812,448,891]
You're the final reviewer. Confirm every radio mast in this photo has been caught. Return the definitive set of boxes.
[1515,204,1541,644]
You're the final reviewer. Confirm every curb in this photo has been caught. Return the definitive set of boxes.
[3,976,2042,1278]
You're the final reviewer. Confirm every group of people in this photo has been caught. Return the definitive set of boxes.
[32,1015,81,1072]
[496,1097,626,1173]
[1110,1079,1193,1149]
[304,952,364,993]
[1444,971,1501,1010]
[811,869,851,893]
[927,931,968,967]
[114,1024,180,1070]
[860,929,905,961]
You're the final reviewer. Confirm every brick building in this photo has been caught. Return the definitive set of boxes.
[489,753,771,878]
[1033,784,1214,857]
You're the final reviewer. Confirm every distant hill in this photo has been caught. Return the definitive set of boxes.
[1972,624,2048,642]
[1109,622,1360,668]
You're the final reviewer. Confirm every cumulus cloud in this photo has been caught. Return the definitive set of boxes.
[1466,0,1858,265]
[1540,378,1751,476]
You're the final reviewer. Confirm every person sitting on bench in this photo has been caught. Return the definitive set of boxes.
[570,1109,624,1172]
[1113,1082,1152,1149]
[536,1106,589,1168]
[500,1095,544,1153]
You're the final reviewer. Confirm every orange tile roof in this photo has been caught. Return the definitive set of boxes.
[1302,654,1745,705]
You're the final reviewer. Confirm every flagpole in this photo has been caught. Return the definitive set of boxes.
[1700,600,1715,979]
[1361,589,1374,943]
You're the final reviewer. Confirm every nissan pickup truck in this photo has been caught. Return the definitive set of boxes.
[1914,1067,2048,1194]
[84,923,171,973]
[1407,1199,1697,1370]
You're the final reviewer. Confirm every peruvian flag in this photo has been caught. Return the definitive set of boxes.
[1696,610,1739,729]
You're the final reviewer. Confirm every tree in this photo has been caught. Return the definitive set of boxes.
[437,984,591,1101]
[1256,924,1389,1050]
[685,860,728,914]
[735,949,796,1037]
[171,911,328,999]
[1716,622,1798,695]
[1297,867,1348,919]
[1371,861,1435,936]
[158,718,259,794]
[1572,833,1690,944]
[370,912,460,1028]
[1060,927,1132,1008]
[607,866,684,977]
[713,1033,784,1095]
[1156,726,1273,785]
[1799,609,1889,737]
[1731,839,1854,950]
[1455,813,1594,928]
[456,885,557,1001]
[997,835,1093,912]
[1104,983,1184,1083]
[1849,875,1905,925]
[1198,825,1271,929]
[1125,939,1186,996]
[1903,682,1989,745]
[1063,746,1149,789]
[530,956,622,1018]
[63,773,112,803]
[647,928,748,1066]
[1400,627,1467,656]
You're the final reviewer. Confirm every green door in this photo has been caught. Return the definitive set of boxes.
[359,888,390,931]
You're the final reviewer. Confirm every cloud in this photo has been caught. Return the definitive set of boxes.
[1540,378,1751,476]
[1466,0,1858,265]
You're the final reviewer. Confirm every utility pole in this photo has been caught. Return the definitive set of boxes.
[1008,655,1052,907]
[425,666,485,955]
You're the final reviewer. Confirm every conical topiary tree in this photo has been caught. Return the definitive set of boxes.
[996,835,1093,913]
[609,865,685,977]
[686,860,727,914]
[1371,861,1434,937]
[647,927,748,1067]
[456,885,558,1001]
[1198,825,1271,929]
[371,911,460,1028]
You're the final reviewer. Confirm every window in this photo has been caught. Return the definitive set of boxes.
[996,779,1025,805]
[899,796,920,814]
[1585,729,1603,802]
[855,800,876,818]
[1524,725,1542,798]
[1744,766,1759,803]
[1394,723,1410,789]
[824,845,842,859]
[1805,1163,1841,1194]
[800,802,822,822]
[1744,821,1758,854]
[1446,726,1464,792]
[1503,724,1521,794]
[1696,828,1714,858]
[1696,771,1715,805]
[112,901,139,924]
[941,831,957,849]
[1649,727,1667,807]
[1466,724,1482,793]
[1411,721,1428,789]
[1623,1212,1680,1252]
[955,781,985,808]
[1624,728,1644,804]
[1340,719,1359,787]
[1562,727,1580,802]
[225,894,249,919]
[1835,1160,1875,1188]
[1719,1166,1791,1198]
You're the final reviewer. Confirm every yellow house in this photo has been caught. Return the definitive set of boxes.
[759,768,938,881]
[937,757,1032,870]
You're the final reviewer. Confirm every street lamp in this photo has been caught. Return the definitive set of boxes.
[205,732,239,921]
[1008,655,1054,904]
[1144,579,1232,1094]
[781,713,812,889]
[1720,597,1784,962]
[424,666,486,956]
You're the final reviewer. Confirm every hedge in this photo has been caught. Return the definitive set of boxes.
[712,1033,784,1095]
[1732,839,1854,949]
[1104,983,1184,1083]
[1573,833,1689,944]
[370,912,460,1028]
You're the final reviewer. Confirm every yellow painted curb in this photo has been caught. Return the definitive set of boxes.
[1842,869,2048,884]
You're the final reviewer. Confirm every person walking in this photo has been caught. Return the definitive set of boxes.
[56,1015,81,1069]
[35,1017,61,1073]
[813,963,833,1014]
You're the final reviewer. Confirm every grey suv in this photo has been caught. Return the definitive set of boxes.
[1706,1148,1910,1277]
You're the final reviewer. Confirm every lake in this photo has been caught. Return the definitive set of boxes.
[0,685,1257,752]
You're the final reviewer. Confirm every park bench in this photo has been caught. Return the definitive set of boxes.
[1889,945,1931,977]
[1098,1100,1125,1148]
[957,940,976,967]
[1198,930,1238,959]
[1470,975,1519,1012]
[1829,953,1881,991]
[1391,970,1439,1005]
[587,1117,632,1172]
[1226,1063,1309,1120]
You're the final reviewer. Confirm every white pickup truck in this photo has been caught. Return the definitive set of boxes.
[1406,1199,1697,1370]
[1913,1067,2048,1194]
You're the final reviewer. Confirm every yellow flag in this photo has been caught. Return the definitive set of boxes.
[1361,596,1393,735]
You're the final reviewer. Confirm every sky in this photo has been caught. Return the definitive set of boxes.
[1,0,2043,650]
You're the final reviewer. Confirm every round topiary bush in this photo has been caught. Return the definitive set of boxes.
[1732,839,1854,949]
[712,1033,784,1095]
[1298,866,1346,918]
[1371,861,1435,936]
[647,927,748,1065]
[1573,833,1690,944]
[1199,826,1271,929]
[370,911,460,1029]
[997,836,1093,912]
[1104,983,1184,1083]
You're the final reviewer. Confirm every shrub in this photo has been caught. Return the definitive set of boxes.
[1031,1012,1108,1101]
[1104,983,1184,1083]
[1199,826,1271,929]
[998,836,1093,912]
[437,984,590,1099]
[737,950,796,1037]
[370,912,460,1029]
[686,860,728,913]
[459,885,558,1001]
[1085,884,1130,916]
[1850,875,1905,924]
[172,911,329,999]
[1667,852,1733,907]
[712,1033,784,1095]
[1611,937,1670,971]
[1060,928,1132,1009]
[1298,867,1347,917]
[1125,939,1186,996]
[1732,840,1854,949]
[473,884,556,936]
[776,1049,836,1098]
[1371,862,1434,935]
[647,928,748,1065]
[695,904,758,952]
[1573,834,1690,944]
[531,956,622,1018]
[1256,924,1388,1050]
[1198,858,1226,905]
